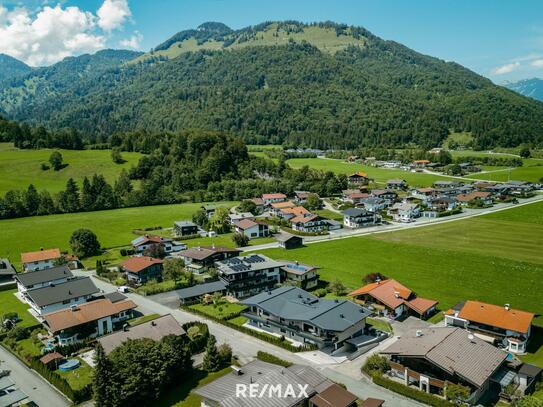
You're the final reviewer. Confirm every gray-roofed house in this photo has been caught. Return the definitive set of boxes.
[276,233,303,250]
[280,261,320,290]
[0,258,16,286]
[195,360,334,407]
[15,265,73,294]
[24,276,100,315]
[216,254,283,298]
[241,286,371,349]
[173,220,199,237]
[360,197,387,212]
[177,280,227,305]
[343,208,381,228]
[381,327,508,404]
[179,246,241,274]
[98,314,186,354]
[386,179,407,190]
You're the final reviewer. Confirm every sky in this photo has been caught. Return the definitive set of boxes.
[1,0,543,83]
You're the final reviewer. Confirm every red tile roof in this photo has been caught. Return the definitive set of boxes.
[39,352,64,365]
[405,297,438,314]
[349,172,368,178]
[270,201,296,209]
[121,256,163,273]
[236,219,259,230]
[21,248,61,264]
[290,214,319,224]
[457,191,492,202]
[458,300,534,334]
[262,193,287,199]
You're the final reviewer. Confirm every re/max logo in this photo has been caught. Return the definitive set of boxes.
[235,383,310,398]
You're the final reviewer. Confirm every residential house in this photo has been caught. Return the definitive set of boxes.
[433,180,464,189]
[201,204,224,219]
[456,191,493,206]
[444,300,534,354]
[270,200,297,215]
[21,248,62,272]
[412,160,430,168]
[15,265,73,294]
[411,187,437,202]
[280,205,311,220]
[294,190,312,205]
[241,286,371,349]
[216,254,283,298]
[281,261,319,290]
[0,259,15,286]
[228,212,255,225]
[343,208,381,228]
[428,147,443,154]
[42,298,137,346]
[381,327,508,404]
[234,219,269,239]
[249,197,265,213]
[176,280,227,305]
[370,189,397,205]
[178,246,241,274]
[290,214,329,233]
[388,202,421,222]
[276,234,303,250]
[427,197,457,212]
[386,179,407,190]
[23,276,100,315]
[173,220,199,237]
[361,197,387,213]
[39,352,65,370]
[503,181,535,196]
[347,172,370,185]
[195,360,343,407]
[349,278,438,319]
[309,383,358,407]
[130,234,186,255]
[121,256,164,284]
[262,193,287,206]
[342,189,369,205]
[98,314,186,354]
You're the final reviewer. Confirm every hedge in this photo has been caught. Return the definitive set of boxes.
[372,374,455,407]
[256,351,292,367]
[181,306,318,352]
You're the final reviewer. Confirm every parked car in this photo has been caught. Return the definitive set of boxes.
[118,286,130,293]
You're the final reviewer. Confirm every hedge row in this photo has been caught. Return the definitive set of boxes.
[181,305,318,353]
[372,374,456,407]
[438,208,462,217]
[256,351,293,367]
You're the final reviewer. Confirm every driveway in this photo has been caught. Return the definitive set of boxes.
[0,346,70,407]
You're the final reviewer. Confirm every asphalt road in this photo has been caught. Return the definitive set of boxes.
[0,346,70,407]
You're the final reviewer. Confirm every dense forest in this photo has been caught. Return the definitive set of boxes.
[0,54,31,82]
[1,22,542,149]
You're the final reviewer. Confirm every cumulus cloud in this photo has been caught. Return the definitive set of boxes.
[492,62,520,75]
[531,59,543,67]
[97,0,131,32]
[0,1,133,66]
[119,31,143,49]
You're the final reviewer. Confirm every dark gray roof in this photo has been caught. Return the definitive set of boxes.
[26,276,100,307]
[217,254,284,276]
[14,265,72,287]
[242,286,371,332]
[98,314,185,354]
[343,208,372,217]
[381,327,507,387]
[275,233,302,243]
[174,220,198,227]
[103,292,127,303]
[519,363,542,377]
[177,281,227,300]
[195,360,332,407]
[0,259,15,275]
[361,197,385,205]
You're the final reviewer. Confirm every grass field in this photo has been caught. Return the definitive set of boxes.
[0,143,143,194]
[0,289,36,328]
[0,201,236,268]
[57,357,94,391]
[468,161,543,183]
[189,302,247,320]
[258,201,543,327]
[286,157,458,187]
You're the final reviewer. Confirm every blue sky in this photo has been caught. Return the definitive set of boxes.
[2,0,543,83]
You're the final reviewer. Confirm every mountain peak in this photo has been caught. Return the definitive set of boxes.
[505,78,543,101]
[196,22,232,33]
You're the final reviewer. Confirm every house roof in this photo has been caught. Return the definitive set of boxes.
[390,202,418,211]
[121,256,163,273]
[14,265,72,287]
[235,219,259,230]
[343,208,372,217]
[217,254,284,276]
[179,246,241,261]
[21,248,61,264]
[518,363,542,377]
[416,187,435,194]
[195,360,332,407]
[295,191,311,199]
[456,191,492,202]
[349,172,368,178]
[457,300,534,334]
[309,383,358,407]
[39,351,64,365]
[43,298,137,333]
[280,261,319,276]
[413,160,430,164]
[270,201,296,210]
[360,398,385,407]
[131,234,171,247]
[345,192,369,199]
[177,280,227,300]
[262,193,287,200]
[0,259,15,274]
[174,220,198,228]
[275,233,303,243]
[98,314,186,354]
[381,327,507,387]
[281,206,311,216]
[371,189,396,197]
[250,197,264,205]
[387,179,406,184]
[349,279,416,310]
[242,286,371,332]
[405,297,439,314]
[290,214,319,224]
[26,276,100,307]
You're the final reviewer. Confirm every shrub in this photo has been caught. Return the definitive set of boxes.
[2,312,18,322]
[40,163,50,171]
[314,288,327,297]
[7,326,29,341]
[363,354,390,375]
[232,233,250,247]
[256,351,292,367]
[120,248,128,256]
[218,343,233,366]
[182,321,210,353]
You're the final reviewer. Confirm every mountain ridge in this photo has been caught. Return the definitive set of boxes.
[505,78,543,101]
[0,54,32,83]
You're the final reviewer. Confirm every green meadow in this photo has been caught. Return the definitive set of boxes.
[0,143,143,194]
[468,160,543,183]
[259,201,543,327]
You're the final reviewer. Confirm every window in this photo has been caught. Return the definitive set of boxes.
[62,299,71,304]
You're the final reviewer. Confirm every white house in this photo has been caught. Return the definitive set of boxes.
[388,202,420,222]
[262,193,287,206]
[234,219,269,239]
[14,265,73,294]
[130,235,186,254]
[21,248,62,272]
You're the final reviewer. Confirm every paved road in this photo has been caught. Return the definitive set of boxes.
[0,346,70,407]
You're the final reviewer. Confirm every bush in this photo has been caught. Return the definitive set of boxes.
[120,248,128,256]
[218,343,233,366]
[363,354,390,375]
[182,321,210,354]
[40,163,50,171]
[2,312,18,322]
[232,233,250,247]
[69,228,101,258]
[7,326,29,341]
[256,351,292,367]
[314,288,327,297]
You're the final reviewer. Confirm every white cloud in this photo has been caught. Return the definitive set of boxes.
[492,62,520,75]
[0,1,134,66]
[531,59,543,67]
[119,31,143,49]
[97,0,131,32]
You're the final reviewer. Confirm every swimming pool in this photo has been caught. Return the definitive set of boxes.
[58,359,80,371]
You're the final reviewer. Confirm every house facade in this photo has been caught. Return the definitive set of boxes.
[370,189,397,205]
[234,219,269,239]
[343,208,381,228]
[290,214,329,233]
[276,234,303,250]
[386,179,407,190]
[281,261,319,290]
[262,193,287,206]
[173,221,199,237]
[130,235,186,254]
[121,256,164,284]
[347,172,370,185]
[388,202,421,222]
[242,286,371,349]
[179,246,241,273]
[341,190,369,205]
[21,248,62,272]
[361,197,387,212]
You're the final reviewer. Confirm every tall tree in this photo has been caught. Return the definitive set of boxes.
[202,335,221,372]
[93,344,116,407]
[23,184,40,215]
[80,177,94,211]
[49,150,64,171]
[58,178,80,212]
[69,228,101,257]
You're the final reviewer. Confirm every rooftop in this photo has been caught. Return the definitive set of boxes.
[290,214,319,224]
[280,261,319,276]
[177,280,227,300]
[235,219,259,230]
[15,265,73,287]
[343,207,373,217]
[21,248,61,264]
[179,246,241,261]
[270,201,296,210]
[121,256,163,273]
[131,234,171,247]
[262,193,287,199]
[349,171,368,178]
[98,314,185,354]
[458,300,534,334]
[309,383,358,407]
[217,254,284,275]
[25,276,100,307]
[174,220,198,227]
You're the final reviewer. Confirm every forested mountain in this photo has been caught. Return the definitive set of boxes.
[0,54,32,83]
[505,78,543,101]
[1,21,543,149]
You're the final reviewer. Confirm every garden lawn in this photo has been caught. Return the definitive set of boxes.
[0,143,142,195]
[0,201,237,268]
[189,302,247,320]
[128,313,161,326]
[227,316,248,326]
[257,200,543,327]
[0,289,36,328]
[56,358,94,391]
[315,209,344,221]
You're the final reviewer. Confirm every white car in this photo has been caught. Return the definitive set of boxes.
[118,286,130,293]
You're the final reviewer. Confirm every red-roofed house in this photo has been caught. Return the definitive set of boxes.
[290,214,329,233]
[234,219,269,239]
[347,172,370,185]
[21,248,62,271]
[121,256,164,284]
[262,193,287,206]
[349,279,438,319]
[456,191,493,206]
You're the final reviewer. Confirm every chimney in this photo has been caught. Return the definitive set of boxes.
[415,330,423,337]
[504,303,510,311]
[376,277,381,284]
[394,291,400,298]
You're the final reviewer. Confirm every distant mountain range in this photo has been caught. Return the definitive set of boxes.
[0,54,32,82]
[1,21,542,149]
[505,78,543,101]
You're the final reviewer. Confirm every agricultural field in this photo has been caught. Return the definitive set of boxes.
[0,143,143,194]
[258,201,543,327]
[468,159,543,183]
[286,157,458,186]
[0,201,237,268]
